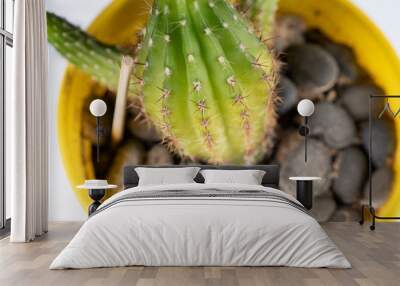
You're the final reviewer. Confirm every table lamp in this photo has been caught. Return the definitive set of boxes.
[89,99,107,162]
[297,99,315,162]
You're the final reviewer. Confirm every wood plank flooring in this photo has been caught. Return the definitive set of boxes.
[0,222,399,286]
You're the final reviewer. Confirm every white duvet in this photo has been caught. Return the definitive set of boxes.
[50,183,350,269]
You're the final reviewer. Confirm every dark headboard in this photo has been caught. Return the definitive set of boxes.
[123,165,280,189]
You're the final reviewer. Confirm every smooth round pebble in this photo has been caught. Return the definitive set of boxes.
[363,167,393,207]
[309,102,357,149]
[333,147,368,204]
[361,119,395,167]
[285,44,339,94]
[279,138,332,197]
[277,76,298,115]
[339,84,383,121]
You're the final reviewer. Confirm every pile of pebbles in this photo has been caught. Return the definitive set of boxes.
[273,15,395,222]
[81,14,395,222]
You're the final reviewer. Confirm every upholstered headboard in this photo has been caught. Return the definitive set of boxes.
[123,165,280,189]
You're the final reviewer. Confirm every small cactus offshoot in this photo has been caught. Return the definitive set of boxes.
[47,0,278,164]
[47,12,125,92]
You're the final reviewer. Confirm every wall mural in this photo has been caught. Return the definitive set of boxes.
[47,0,400,221]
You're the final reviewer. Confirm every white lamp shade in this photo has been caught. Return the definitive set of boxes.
[297,99,315,117]
[89,99,107,117]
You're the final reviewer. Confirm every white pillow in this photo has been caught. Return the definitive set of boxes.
[135,167,201,186]
[200,169,266,185]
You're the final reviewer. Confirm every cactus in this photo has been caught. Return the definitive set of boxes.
[47,0,278,164]
[238,0,278,35]
[47,12,125,93]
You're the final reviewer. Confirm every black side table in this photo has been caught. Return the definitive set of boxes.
[88,189,106,215]
[77,183,117,216]
[289,177,321,210]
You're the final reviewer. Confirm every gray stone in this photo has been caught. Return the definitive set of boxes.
[333,147,368,204]
[305,29,360,84]
[309,102,357,149]
[277,76,298,115]
[285,44,339,95]
[362,167,393,208]
[274,129,301,163]
[339,84,383,121]
[361,119,395,168]
[279,138,332,197]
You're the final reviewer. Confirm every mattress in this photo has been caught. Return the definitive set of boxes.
[50,183,351,269]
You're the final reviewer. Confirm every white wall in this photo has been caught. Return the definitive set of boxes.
[47,0,400,221]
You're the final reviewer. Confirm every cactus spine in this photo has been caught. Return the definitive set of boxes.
[47,0,278,164]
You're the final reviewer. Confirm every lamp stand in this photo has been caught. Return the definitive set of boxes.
[298,116,309,163]
[305,116,308,162]
[96,117,100,163]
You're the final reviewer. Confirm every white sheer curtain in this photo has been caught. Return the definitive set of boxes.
[8,0,48,242]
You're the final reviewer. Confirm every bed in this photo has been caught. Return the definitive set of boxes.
[50,165,350,269]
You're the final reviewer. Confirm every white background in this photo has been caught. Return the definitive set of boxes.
[45,0,400,221]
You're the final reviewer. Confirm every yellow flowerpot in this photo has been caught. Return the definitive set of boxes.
[57,0,400,216]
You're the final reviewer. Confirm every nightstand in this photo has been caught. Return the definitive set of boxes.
[289,177,321,210]
[77,181,117,216]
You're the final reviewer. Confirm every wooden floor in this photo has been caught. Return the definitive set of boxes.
[0,222,399,286]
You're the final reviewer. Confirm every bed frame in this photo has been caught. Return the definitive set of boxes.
[123,165,280,189]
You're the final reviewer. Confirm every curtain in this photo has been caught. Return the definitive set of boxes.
[8,0,48,242]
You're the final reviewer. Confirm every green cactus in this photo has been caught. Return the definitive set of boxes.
[47,12,125,92]
[47,0,278,164]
